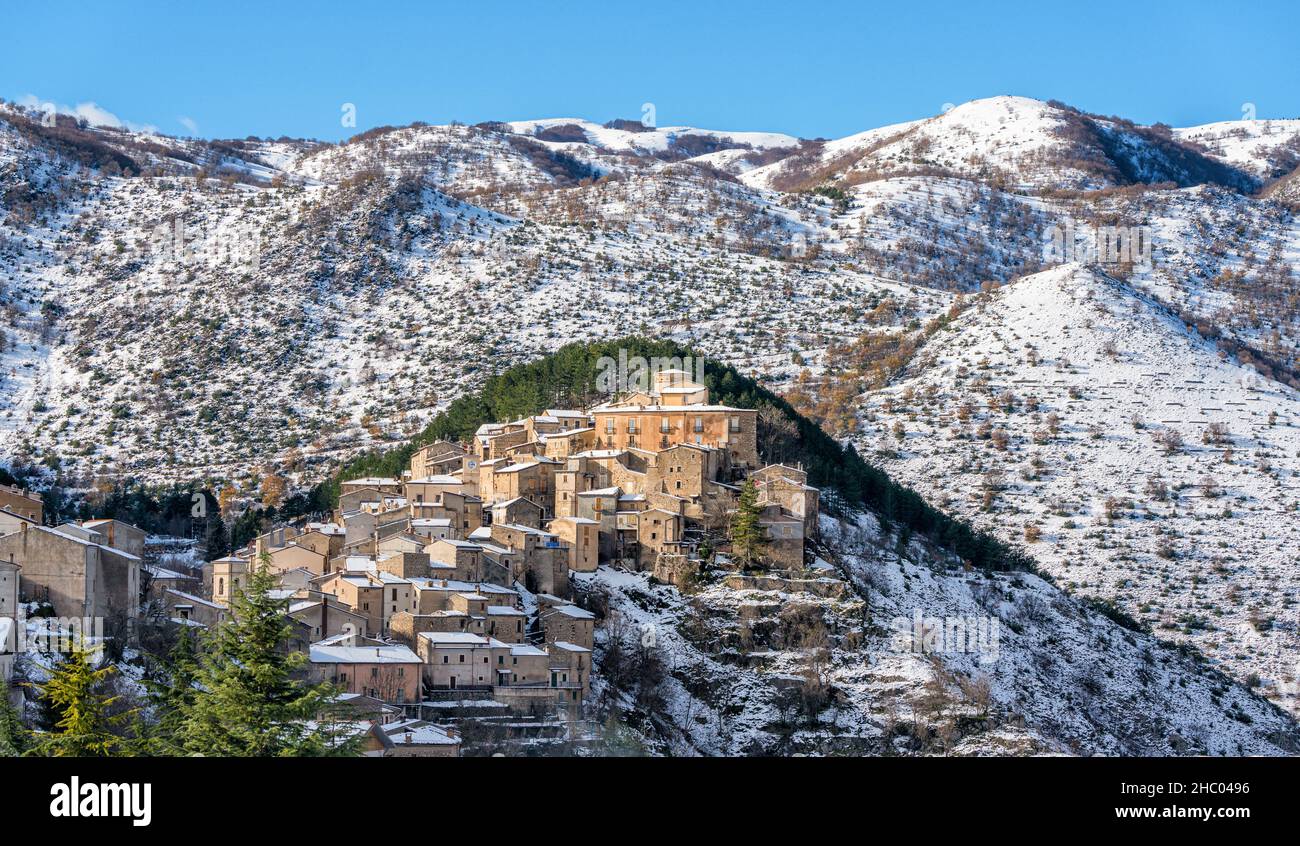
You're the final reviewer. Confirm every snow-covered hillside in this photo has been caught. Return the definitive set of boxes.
[583,511,1299,755]
[745,97,1253,193]
[856,264,1300,707]
[2,93,1300,713]
[1174,119,1300,180]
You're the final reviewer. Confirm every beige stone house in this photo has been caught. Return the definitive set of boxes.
[340,477,403,496]
[483,458,559,514]
[546,516,599,572]
[408,578,508,616]
[410,489,482,537]
[543,425,596,459]
[426,539,486,581]
[377,532,427,557]
[410,517,455,542]
[0,484,43,523]
[575,486,620,539]
[289,526,347,561]
[80,519,147,559]
[487,523,568,595]
[757,505,806,570]
[753,464,821,538]
[391,586,527,646]
[340,509,377,546]
[473,423,530,461]
[417,630,557,692]
[408,440,466,480]
[636,507,685,571]
[288,595,368,643]
[375,550,430,580]
[164,589,227,628]
[0,508,40,540]
[0,523,140,622]
[554,454,612,518]
[315,571,384,636]
[489,496,544,529]
[403,475,467,509]
[417,631,508,689]
[365,719,460,757]
[310,642,422,703]
[539,602,595,650]
[549,640,592,695]
[374,570,416,632]
[265,542,328,576]
[648,442,724,499]
[338,486,388,514]
[590,371,758,469]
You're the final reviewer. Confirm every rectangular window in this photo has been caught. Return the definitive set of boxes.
[694,417,703,432]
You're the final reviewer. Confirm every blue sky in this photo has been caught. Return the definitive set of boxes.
[3,0,1298,141]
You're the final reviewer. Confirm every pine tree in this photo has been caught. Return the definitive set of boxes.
[143,626,200,755]
[730,478,767,568]
[177,557,359,756]
[30,640,136,757]
[0,683,27,756]
[201,509,230,561]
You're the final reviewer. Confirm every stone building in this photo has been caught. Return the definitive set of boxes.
[0,484,43,524]
[310,642,423,703]
[590,370,759,470]
[0,522,140,622]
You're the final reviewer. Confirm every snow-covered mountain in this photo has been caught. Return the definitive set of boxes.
[855,263,1300,709]
[743,96,1255,193]
[585,510,1299,756]
[2,93,1299,716]
[1174,118,1300,180]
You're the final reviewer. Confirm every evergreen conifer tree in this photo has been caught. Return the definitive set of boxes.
[31,640,136,757]
[0,683,27,756]
[730,478,767,568]
[177,557,359,756]
[144,626,200,754]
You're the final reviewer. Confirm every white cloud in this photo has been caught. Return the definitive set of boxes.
[178,116,199,135]
[17,94,159,134]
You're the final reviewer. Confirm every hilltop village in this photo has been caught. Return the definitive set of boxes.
[1,369,820,755]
